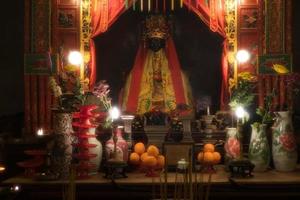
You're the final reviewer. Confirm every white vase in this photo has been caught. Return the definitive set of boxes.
[88,128,102,174]
[248,124,270,172]
[272,111,298,172]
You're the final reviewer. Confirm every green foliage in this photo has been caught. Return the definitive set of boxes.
[229,78,255,110]
[256,89,275,124]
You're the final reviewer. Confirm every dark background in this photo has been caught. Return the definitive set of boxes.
[0,0,300,123]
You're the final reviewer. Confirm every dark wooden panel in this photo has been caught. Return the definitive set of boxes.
[57,30,79,51]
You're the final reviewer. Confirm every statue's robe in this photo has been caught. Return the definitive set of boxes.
[121,38,193,115]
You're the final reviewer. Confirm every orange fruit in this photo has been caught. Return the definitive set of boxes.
[129,152,140,165]
[203,143,215,153]
[197,152,204,163]
[203,152,214,164]
[134,142,145,155]
[143,156,157,167]
[212,152,221,164]
[147,145,159,157]
[140,152,149,162]
[157,155,165,168]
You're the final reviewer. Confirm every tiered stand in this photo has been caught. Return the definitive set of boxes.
[17,150,46,177]
[72,105,99,179]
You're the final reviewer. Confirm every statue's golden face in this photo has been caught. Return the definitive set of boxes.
[148,37,165,52]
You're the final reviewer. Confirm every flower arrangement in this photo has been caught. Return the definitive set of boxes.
[49,71,111,112]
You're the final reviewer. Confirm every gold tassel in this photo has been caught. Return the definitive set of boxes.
[148,0,151,12]
[133,0,136,10]
[171,0,174,10]
[141,0,143,11]
[180,0,183,8]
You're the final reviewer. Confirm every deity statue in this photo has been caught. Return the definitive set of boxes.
[121,15,193,115]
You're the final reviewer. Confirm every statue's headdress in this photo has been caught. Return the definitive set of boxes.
[143,15,169,40]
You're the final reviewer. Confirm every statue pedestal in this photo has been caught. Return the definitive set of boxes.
[179,117,194,142]
[144,125,168,150]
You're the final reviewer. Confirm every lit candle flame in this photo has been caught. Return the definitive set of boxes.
[0,164,5,172]
[37,128,44,136]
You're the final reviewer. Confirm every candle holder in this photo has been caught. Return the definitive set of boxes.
[72,105,99,179]
[104,120,128,179]
[120,115,135,149]
[17,150,46,177]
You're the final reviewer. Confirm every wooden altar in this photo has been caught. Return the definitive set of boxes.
[2,165,300,200]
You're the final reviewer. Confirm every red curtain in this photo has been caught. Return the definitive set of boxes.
[90,0,126,87]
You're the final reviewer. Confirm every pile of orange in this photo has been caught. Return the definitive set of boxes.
[129,142,165,169]
[197,143,221,165]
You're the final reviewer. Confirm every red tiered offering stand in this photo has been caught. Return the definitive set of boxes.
[17,150,46,177]
[72,105,99,179]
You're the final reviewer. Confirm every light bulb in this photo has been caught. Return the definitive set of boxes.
[236,50,250,63]
[109,107,120,121]
[68,51,83,66]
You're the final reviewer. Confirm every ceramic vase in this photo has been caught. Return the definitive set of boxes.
[52,111,73,179]
[224,128,241,168]
[272,111,298,172]
[248,123,270,172]
[88,127,102,174]
[105,127,128,162]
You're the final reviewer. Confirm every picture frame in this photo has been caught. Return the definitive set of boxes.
[162,142,194,171]
[258,54,292,75]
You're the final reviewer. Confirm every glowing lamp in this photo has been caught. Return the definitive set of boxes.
[37,128,44,136]
[68,51,83,66]
[235,106,246,119]
[236,50,250,63]
[109,107,120,121]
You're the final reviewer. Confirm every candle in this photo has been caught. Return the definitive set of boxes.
[37,128,44,136]
[207,106,210,116]
[0,164,5,173]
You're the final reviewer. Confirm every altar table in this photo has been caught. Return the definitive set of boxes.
[1,165,300,200]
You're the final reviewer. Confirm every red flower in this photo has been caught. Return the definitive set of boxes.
[279,133,296,152]
[225,138,241,158]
